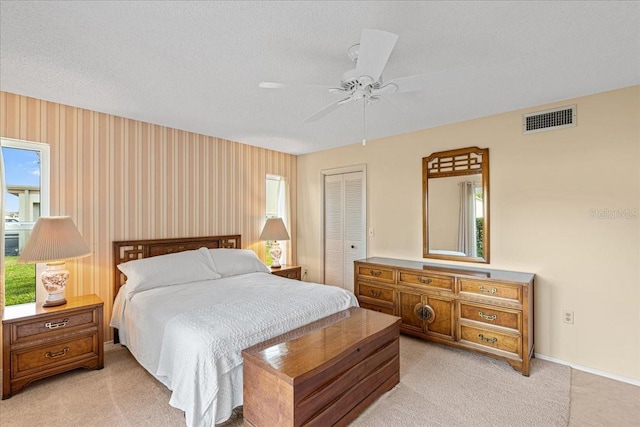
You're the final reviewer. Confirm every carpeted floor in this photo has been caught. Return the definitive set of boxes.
[0,334,625,427]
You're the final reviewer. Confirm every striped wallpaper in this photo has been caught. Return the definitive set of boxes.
[0,91,297,341]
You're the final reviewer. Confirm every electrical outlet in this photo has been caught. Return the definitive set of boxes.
[562,309,574,325]
[303,269,308,281]
[368,227,375,237]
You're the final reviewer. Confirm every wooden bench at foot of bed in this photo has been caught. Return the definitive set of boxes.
[242,307,401,427]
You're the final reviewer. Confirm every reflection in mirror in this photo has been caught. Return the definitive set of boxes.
[422,147,489,263]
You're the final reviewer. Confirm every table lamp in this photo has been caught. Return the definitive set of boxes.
[259,217,290,268]
[18,216,91,307]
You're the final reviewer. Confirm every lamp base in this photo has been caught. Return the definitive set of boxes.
[270,241,283,268]
[41,262,69,308]
[43,297,67,307]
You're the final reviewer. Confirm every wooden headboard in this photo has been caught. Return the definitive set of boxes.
[113,235,242,298]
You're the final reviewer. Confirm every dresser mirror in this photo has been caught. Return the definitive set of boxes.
[422,146,489,263]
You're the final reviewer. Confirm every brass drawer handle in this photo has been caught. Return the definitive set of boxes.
[414,303,435,324]
[369,290,382,298]
[369,270,382,277]
[478,334,498,344]
[478,311,497,321]
[44,318,69,329]
[45,347,70,358]
[418,277,432,285]
[478,286,498,294]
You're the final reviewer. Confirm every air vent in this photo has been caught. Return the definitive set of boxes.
[523,105,576,134]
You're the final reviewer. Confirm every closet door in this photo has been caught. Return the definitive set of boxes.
[324,171,365,292]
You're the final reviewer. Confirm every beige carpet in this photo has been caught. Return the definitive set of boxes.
[1,336,571,426]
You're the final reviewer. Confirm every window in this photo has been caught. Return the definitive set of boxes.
[2,138,50,306]
[265,174,289,266]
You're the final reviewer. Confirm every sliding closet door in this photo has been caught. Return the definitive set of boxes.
[324,171,365,292]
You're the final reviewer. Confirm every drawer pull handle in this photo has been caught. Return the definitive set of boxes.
[478,334,498,344]
[44,318,69,329]
[45,347,69,359]
[414,303,435,324]
[418,277,432,285]
[478,311,497,321]
[478,286,498,294]
[369,290,382,298]
[369,270,382,277]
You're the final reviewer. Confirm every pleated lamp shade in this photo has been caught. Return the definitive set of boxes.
[19,216,91,264]
[18,216,91,306]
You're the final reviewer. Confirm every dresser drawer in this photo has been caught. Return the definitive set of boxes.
[458,302,521,332]
[10,309,98,345]
[359,302,395,315]
[459,324,521,357]
[11,334,99,378]
[459,279,522,303]
[356,264,394,283]
[399,271,454,291]
[357,282,394,304]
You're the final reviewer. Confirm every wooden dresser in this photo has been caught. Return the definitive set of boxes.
[354,257,534,376]
[242,307,400,426]
[2,294,104,399]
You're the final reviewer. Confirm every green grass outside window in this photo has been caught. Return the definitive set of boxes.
[4,256,36,306]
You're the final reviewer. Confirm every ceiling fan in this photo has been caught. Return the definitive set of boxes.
[259,29,468,143]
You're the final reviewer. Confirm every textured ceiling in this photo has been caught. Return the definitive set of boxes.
[1,1,639,155]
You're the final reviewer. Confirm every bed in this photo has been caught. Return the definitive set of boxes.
[110,235,358,427]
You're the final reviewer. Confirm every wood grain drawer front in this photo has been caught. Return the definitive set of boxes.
[459,302,521,332]
[399,271,454,291]
[459,279,522,303]
[358,282,394,304]
[12,334,99,378]
[359,302,395,316]
[12,310,96,344]
[295,337,399,425]
[459,324,521,357]
[356,265,394,283]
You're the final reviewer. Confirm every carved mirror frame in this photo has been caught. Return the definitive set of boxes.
[422,146,490,263]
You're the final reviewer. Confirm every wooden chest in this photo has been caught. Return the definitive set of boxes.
[242,307,400,427]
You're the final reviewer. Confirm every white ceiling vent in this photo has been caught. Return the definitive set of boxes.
[523,105,576,134]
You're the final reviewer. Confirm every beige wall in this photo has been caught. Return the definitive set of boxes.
[0,91,297,343]
[297,86,640,380]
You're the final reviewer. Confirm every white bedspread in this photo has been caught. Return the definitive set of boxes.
[110,272,358,427]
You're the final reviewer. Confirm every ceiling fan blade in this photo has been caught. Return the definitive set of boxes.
[303,97,353,122]
[386,66,474,94]
[259,81,333,90]
[355,29,398,83]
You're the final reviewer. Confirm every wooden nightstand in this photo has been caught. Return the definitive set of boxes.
[2,294,104,399]
[269,265,302,280]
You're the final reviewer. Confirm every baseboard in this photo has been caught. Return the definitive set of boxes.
[535,352,640,386]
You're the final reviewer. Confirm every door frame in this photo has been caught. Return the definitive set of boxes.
[320,164,367,285]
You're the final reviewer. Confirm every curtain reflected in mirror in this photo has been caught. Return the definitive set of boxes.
[423,147,489,263]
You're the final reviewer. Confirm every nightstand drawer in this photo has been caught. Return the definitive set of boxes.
[270,266,302,280]
[11,310,97,344]
[11,334,99,378]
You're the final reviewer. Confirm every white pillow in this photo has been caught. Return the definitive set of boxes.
[118,247,221,297]
[208,248,270,277]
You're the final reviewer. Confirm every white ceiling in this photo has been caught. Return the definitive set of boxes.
[1,1,639,155]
